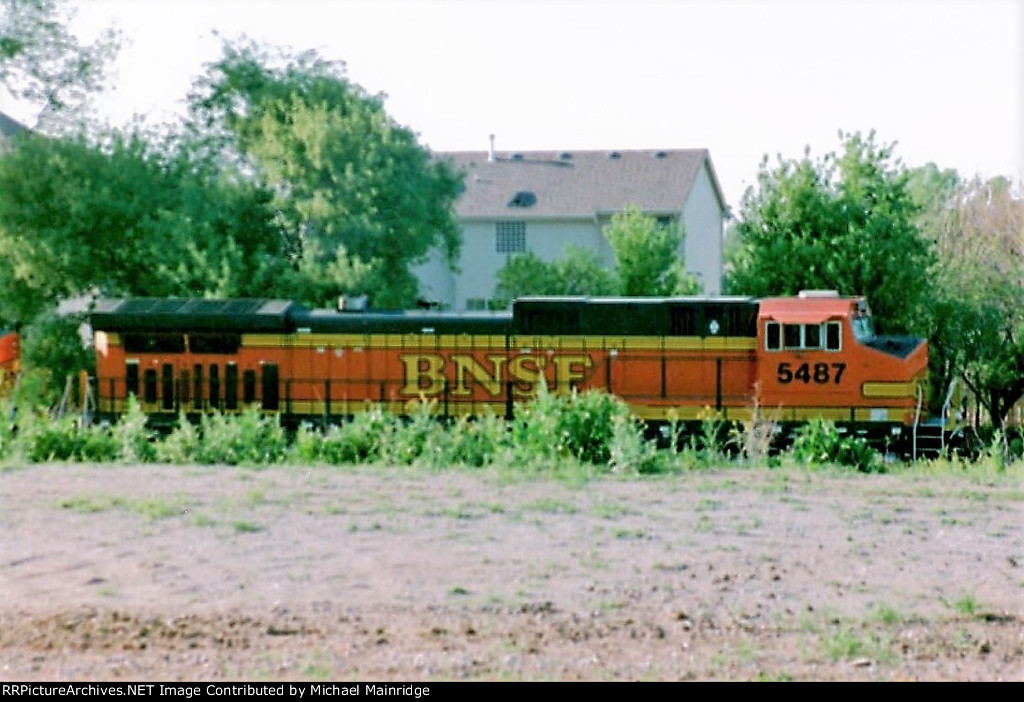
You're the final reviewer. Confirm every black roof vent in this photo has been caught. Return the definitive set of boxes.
[655,150,668,158]
[559,152,573,160]
[607,151,622,159]
[508,191,537,208]
[511,153,524,160]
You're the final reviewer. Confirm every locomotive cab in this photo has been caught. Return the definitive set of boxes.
[756,292,928,442]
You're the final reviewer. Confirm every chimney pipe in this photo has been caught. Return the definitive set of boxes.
[488,134,495,162]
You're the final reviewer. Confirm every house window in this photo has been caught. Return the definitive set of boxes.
[496,221,526,253]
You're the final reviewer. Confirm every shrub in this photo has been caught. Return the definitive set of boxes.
[112,395,157,463]
[509,383,634,468]
[193,408,287,466]
[17,413,117,463]
[379,400,437,466]
[319,410,398,465]
[442,412,510,468]
[790,418,883,472]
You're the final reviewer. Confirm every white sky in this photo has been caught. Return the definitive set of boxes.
[3,0,1022,209]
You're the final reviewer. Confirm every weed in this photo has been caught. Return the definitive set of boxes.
[944,593,980,617]
[872,604,903,625]
[791,418,883,472]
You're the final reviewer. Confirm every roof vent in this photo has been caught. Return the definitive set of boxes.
[508,191,537,208]
[511,153,524,161]
[607,151,622,159]
[559,152,573,160]
[655,151,668,159]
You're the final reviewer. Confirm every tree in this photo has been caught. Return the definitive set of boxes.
[493,207,700,302]
[0,0,119,120]
[186,39,463,308]
[922,175,1024,429]
[604,206,700,296]
[0,129,286,326]
[727,131,934,333]
[494,246,617,305]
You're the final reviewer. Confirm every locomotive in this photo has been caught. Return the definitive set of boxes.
[0,329,20,394]
[88,292,934,451]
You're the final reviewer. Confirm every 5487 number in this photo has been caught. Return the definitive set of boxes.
[777,362,846,385]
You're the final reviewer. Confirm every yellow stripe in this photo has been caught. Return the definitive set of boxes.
[862,381,918,398]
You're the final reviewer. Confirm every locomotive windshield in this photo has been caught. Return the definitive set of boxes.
[852,314,875,343]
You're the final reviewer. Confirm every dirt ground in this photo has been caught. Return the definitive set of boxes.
[0,462,1021,682]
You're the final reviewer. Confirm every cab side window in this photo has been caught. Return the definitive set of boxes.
[825,322,842,351]
[766,321,842,351]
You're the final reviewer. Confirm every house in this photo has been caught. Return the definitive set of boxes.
[415,146,729,310]
[0,110,29,148]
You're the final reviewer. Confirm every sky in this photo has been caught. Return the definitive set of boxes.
[3,0,1022,209]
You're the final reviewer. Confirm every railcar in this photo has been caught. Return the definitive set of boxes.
[89,292,932,450]
[0,329,20,394]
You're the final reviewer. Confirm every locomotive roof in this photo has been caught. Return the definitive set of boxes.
[297,308,511,334]
[758,295,865,324]
[91,298,303,332]
[514,295,756,305]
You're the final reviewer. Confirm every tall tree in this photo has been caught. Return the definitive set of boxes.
[727,131,934,333]
[186,39,463,308]
[0,0,119,120]
[0,129,285,326]
[925,176,1024,428]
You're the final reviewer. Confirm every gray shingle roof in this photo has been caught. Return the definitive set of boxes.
[435,148,724,219]
[0,111,28,139]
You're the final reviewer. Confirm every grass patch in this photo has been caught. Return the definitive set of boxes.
[232,520,263,533]
[59,494,182,521]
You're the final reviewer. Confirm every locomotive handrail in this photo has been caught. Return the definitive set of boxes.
[913,385,923,462]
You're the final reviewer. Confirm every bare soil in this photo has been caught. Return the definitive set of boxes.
[1,462,1022,681]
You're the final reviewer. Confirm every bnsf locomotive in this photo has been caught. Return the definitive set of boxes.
[89,292,932,448]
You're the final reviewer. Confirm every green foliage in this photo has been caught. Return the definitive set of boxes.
[187,39,463,308]
[154,411,201,464]
[17,413,116,462]
[316,410,398,466]
[16,310,91,405]
[494,207,700,302]
[790,418,883,472]
[510,382,637,468]
[0,130,286,327]
[111,395,156,463]
[494,246,617,305]
[604,205,696,296]
[439,412,510,468]
[727,131,934,334]
[919,175,1024,428]
[193,408,287,466]
[378,400,439,466]
[0,0,120,118]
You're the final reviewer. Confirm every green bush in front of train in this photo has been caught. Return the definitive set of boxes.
[3,383,1023,475]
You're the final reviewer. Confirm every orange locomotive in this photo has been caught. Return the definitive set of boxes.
[0,329,20,394]
[89,292,930,448]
